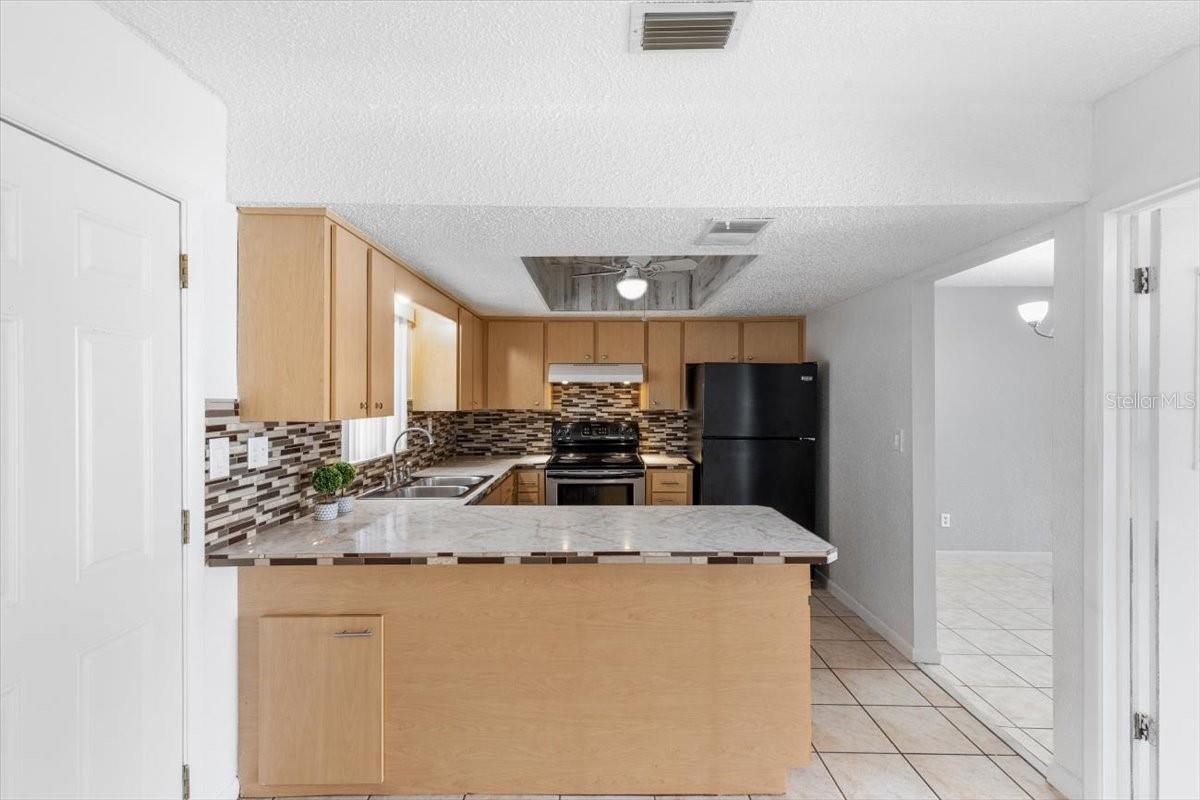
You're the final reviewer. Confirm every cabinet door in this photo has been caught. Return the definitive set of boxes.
[487,321,546,409]
[458,308,479,410]
[596,320,645,363]
[742,321,800,363]
[683,320,740,364]
[546,320,595,364]
[644,321,683,410]
[471,313,485,408]
[258,615,384,785]
[367,250,396,416]
[331,226,370,419]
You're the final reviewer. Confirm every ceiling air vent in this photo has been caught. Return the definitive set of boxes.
[629,2,750,52]
[696,218,773,246]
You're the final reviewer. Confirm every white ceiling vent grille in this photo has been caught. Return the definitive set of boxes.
[696,218,773,246]
[629,2,750,52]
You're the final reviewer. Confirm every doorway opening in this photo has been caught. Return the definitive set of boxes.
[922,239,1058,770]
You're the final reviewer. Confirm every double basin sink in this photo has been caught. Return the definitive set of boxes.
[362,474,492,499]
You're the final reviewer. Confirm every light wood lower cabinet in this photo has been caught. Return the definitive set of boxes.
[258,615,384,786]
[515,468,544,505]
[648,467,693,505]
[478,472,517,505]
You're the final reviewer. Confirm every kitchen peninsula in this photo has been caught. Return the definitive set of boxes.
[208,462,836,797]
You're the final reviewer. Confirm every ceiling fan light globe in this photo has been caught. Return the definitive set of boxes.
[616,276,648,300]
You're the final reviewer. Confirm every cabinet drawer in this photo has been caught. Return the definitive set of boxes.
[649,470,690,492]
[516,470,541,488]
[650,492,688,506]
[258,615,383,785]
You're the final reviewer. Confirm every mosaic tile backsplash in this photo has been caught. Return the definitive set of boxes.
[204,384,689,551]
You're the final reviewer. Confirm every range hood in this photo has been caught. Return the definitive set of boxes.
[547,363,645,384]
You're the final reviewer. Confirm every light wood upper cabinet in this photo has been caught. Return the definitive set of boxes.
[368,250,396,416]
[546,321,595,363]
[411,306,459,412]
[643,321,683,410]
[331,226,370,419]
[487,320,546,409]
[683,320,740,364]
[596,320,645,363]
[457,308,485,410]
[742,320,801,363]
[258,615,384,786]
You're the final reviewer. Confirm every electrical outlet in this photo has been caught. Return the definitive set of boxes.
[208,437,230,480]
[940,513,952,528]
[247,436,269,469]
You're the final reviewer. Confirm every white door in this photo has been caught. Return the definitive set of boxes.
[0,122,183,799]
[1128,192,1200,800]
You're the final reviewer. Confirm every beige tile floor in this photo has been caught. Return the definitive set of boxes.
[927,552,1055,768]
[258,586,1061,800]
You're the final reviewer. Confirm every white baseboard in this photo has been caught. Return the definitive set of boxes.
[1044,763,1083,800]
[824,580,940,664]
[937,549,1052,563]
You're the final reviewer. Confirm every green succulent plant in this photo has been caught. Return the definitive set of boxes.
[333,461,357,495]
[311,464,343,502]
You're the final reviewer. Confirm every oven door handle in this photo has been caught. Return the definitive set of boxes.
[546,471,646,480]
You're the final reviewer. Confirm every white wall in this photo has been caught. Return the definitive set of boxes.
[934,287,1054,552]
[0,2,239,797]
[808,43,1199,800]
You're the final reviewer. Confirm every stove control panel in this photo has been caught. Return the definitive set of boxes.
[552,420,639,444]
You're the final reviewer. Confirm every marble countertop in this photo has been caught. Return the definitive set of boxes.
[206,456,834,567]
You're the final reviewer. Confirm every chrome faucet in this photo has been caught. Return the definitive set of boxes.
[390,424,435,487]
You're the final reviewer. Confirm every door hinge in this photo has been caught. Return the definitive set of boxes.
[181,509,191,545]
[181,763,190,800]
[1133,266,1152,294]
[179,253,189,289]
[1133,712,1156,743]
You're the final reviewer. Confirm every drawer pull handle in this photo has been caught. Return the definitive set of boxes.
[333,629,373,638]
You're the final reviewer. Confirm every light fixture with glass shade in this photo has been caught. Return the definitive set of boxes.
[1017,300,1054,339]
[615,269,649,300]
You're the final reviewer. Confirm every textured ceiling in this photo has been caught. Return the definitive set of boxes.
[938,240,1055,288]
[101,0,1198,314]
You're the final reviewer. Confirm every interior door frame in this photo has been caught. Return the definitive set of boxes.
[1099,178,1200,800]
[0,114,190,794]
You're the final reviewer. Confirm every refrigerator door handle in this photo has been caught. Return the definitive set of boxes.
[800,437,817,442]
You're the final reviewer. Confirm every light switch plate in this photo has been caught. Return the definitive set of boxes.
[247,436,269,469]
[208,437,230,480]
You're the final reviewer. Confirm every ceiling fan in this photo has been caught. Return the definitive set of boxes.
[570,256,699,300]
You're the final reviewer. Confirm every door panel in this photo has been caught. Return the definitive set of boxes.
[487,321,545,409]
[0,121,182,799]
[458,308,477,410]
[742,321,800,363]
[699,438,814,529]
[367,250,395,417]
[259,615,384,785]
[332,226,369,419]
[596,321,644,363]
[645,321,682,410]
[683,320,739,364]
[546,321,594,364]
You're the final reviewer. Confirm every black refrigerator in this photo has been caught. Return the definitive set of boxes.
[687,362,819,531]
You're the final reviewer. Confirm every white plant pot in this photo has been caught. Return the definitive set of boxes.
[337,495,354,515]
[314,501,339,522]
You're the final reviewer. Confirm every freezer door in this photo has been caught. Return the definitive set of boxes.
[692,363,818,439]
[697,437,816,531]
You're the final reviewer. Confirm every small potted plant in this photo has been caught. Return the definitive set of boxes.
[311,464,343,521]
[334,460,357,515]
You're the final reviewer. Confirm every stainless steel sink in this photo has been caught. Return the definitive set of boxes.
[407,475,491,488]
[363,485,472,499]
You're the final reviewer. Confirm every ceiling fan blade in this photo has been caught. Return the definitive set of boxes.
[647,258,698,273]
[571,270,621,279]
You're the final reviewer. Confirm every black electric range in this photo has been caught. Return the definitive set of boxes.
[545,420,645,505]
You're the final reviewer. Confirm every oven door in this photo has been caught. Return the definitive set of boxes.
[545,470,646,506]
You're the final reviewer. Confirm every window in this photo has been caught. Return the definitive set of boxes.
[341,298,412,463]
